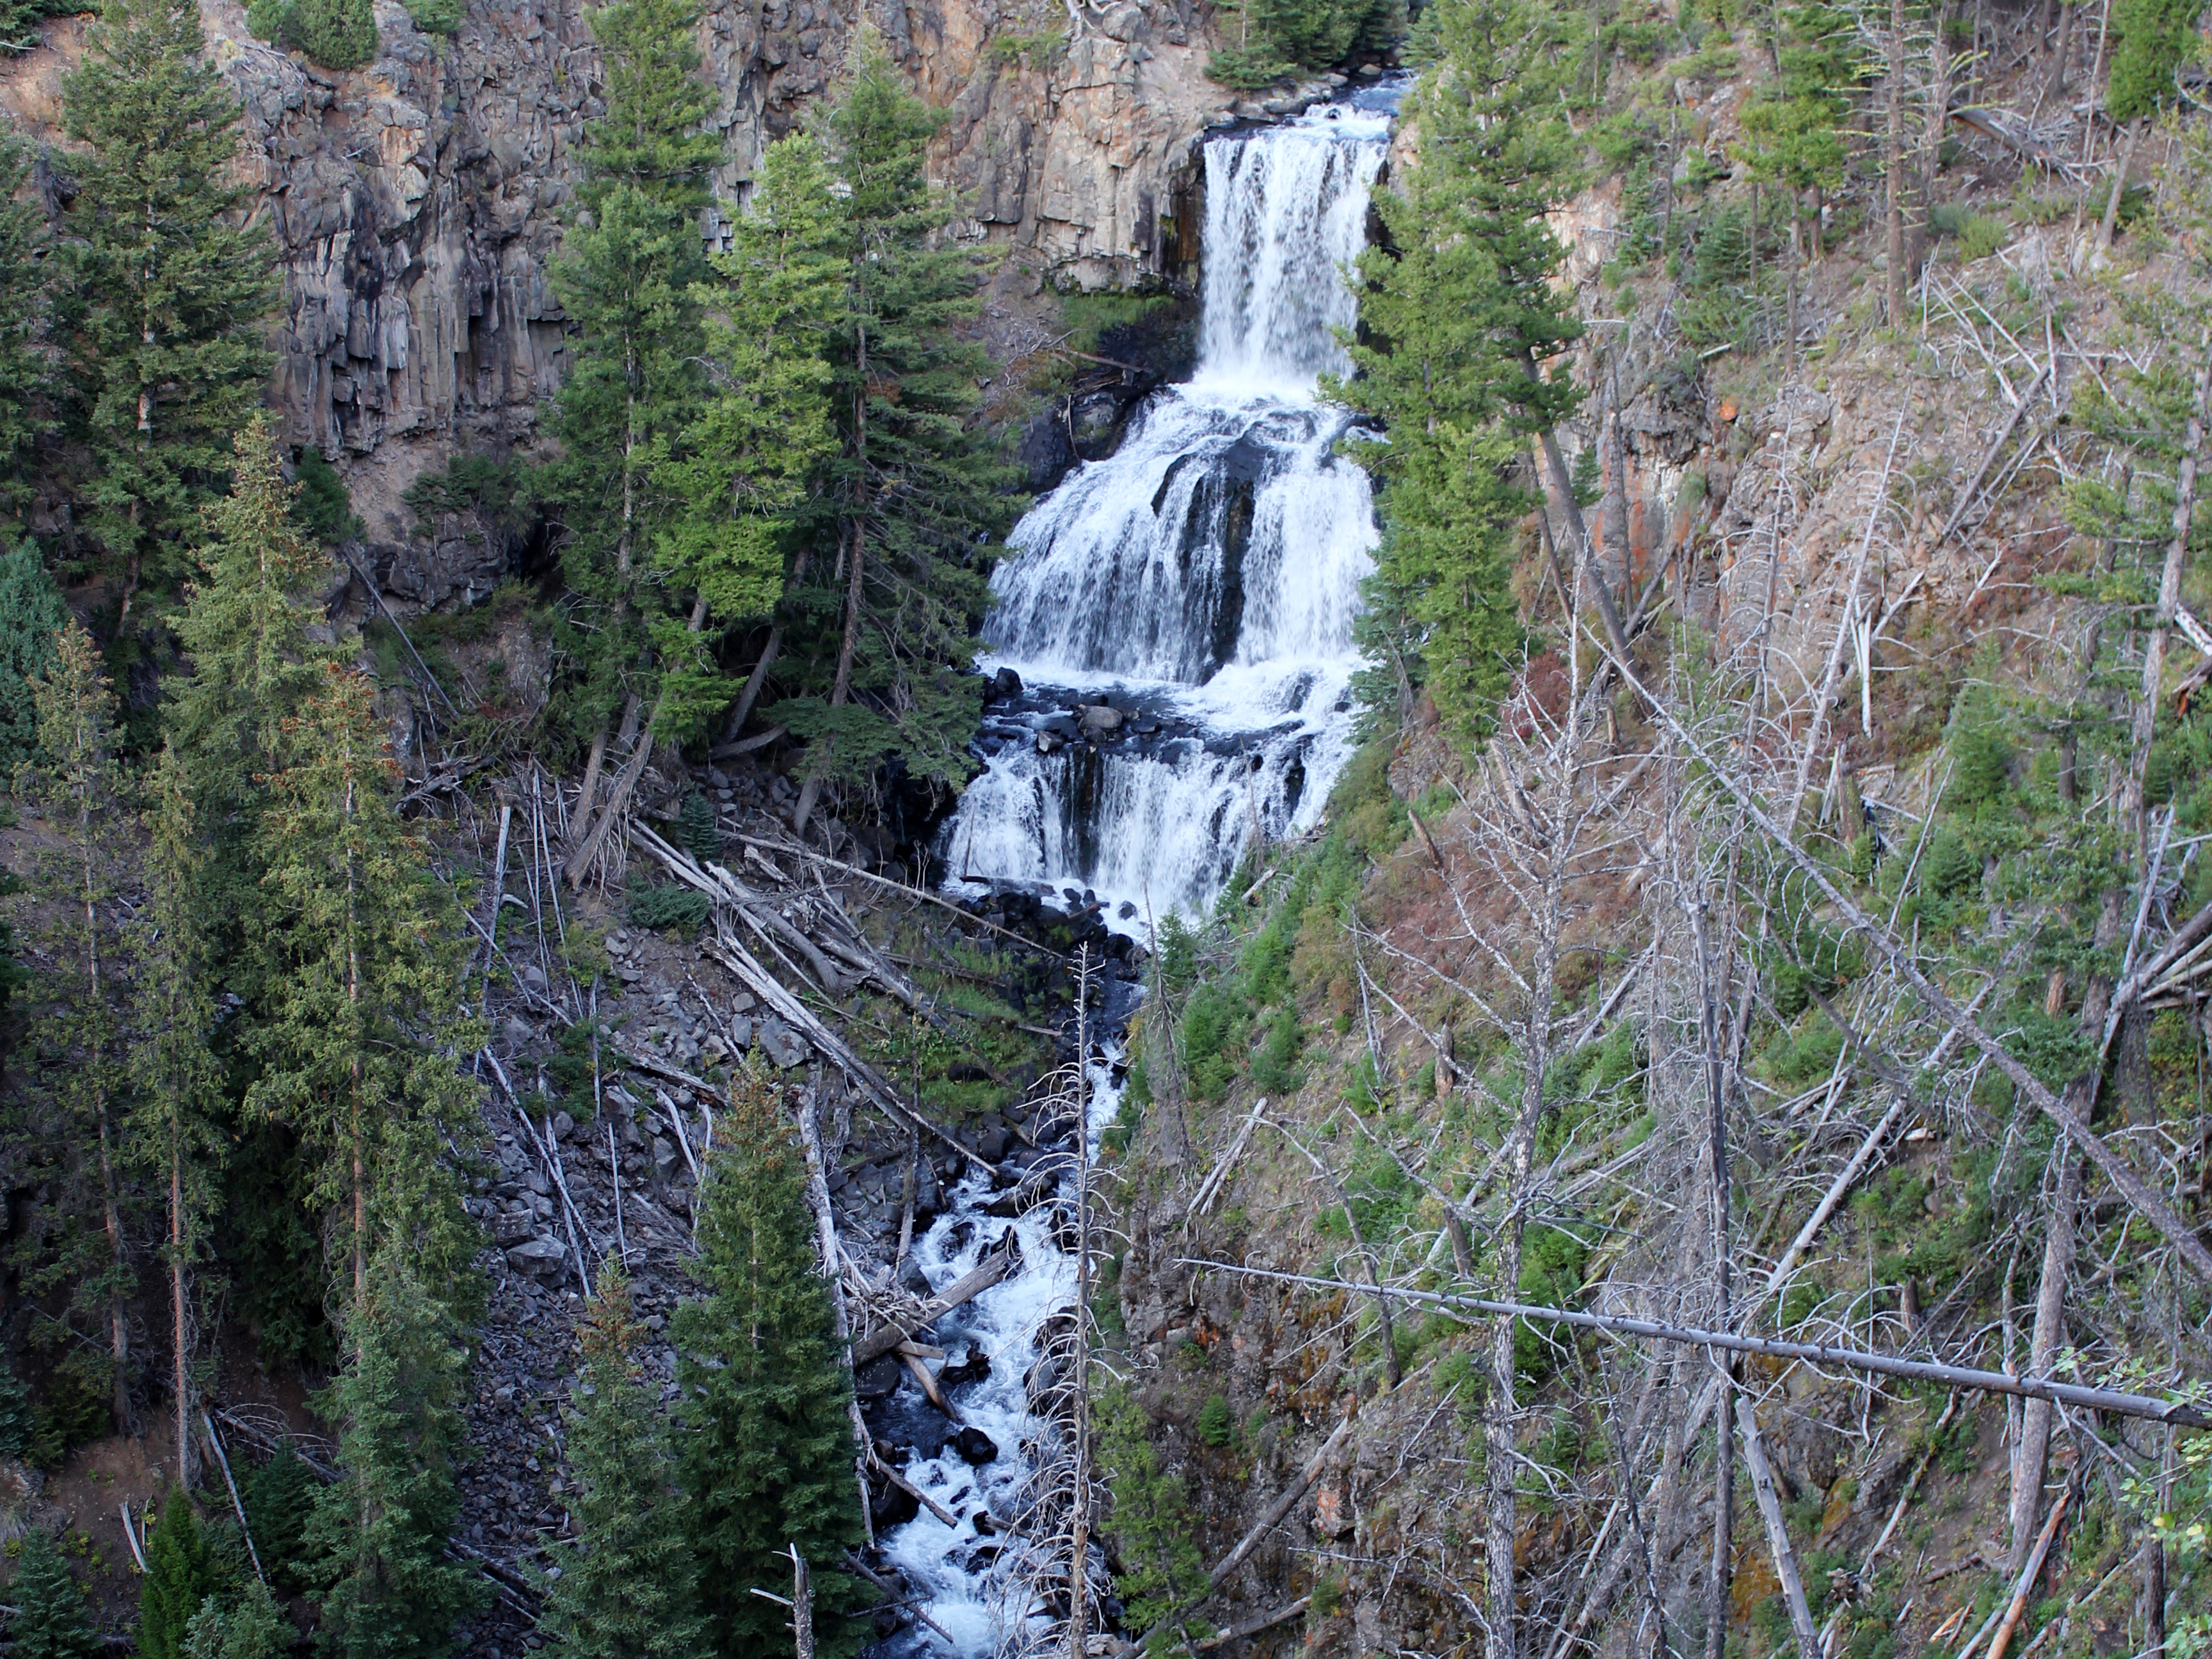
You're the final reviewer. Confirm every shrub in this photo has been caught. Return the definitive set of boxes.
[250,0,377,65]
[292,447,360,545]
[626,879,710,935]
[401,0,460,33]
[678,792,719,865]
[1196,1393,1235,1448]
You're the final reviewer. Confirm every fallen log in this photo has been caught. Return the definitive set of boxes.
[1183,1263,2212,1429]
[1195,1599,1312,1651]
[1208,1405,1357,1589]
[853,1240,1021,1366]
[700,922,992,1177]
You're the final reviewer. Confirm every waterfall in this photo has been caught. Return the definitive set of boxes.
[940,90,1400,931]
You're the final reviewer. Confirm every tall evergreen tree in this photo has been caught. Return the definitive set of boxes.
[245,661,480,1307]
[1327,0,1583,744]
[563,128,846,880]
[547,0,721,866]
[649,133,845,746]
[5,1530,100,1659]
[168,415,336,952]
[675,1073,867,1658]
[127,741,226,1484]
[305,1246,485,1659]
[21,620,134,1430]
[0,138,54,523]
[60,0,276,608]
[543,1267,707,1659]
[140,1489,223,1659]
[778,39,1022,834]
[0,537,69,771]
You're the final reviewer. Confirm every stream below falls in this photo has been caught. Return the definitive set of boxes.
[865,79,1404,1659]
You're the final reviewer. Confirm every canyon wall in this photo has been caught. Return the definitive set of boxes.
[1,0,1245,569]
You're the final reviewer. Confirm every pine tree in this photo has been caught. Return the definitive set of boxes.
[543,1267,707,1659]
[1094,1384,1208,1641]
[648,132,845,746]
[778,38,1022,833]
[244,661,481,1308]
[184,1579,287,1659]
[168,415,337,957]
[563,129,846,879]
[60,0,277,607]
[547,0,721,869]
[140,1489,223,1659]
[0,536,69,771]
[1327,0,1583,744]
[1736,0,1855,260]
[305,1246,486,1659]
[674,1073,867,1658]
[0,138,54,522]
[22,620,134,1431]
[5,1530,100,1659]
[127,741,226,1484]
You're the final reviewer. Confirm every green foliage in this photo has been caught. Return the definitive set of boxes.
[242,1444,321,1591]
[546,0,723,751]
[2107,0,2205,121]
[0,538,67,773]
[249,0,376,67]
[244,658,484,1298]
[0,1356,36,1459]
[397,0,458,33]
[0,141,52,517]
[60,0,276,595]
[4,1530,99,1659]
[625,879,710,934]
[1196,1392,1236,1448]
[675,1072,869,1659]
[677,792,719,864]
[543,1269,707,1659]
[1326,0,1580,745]
[1734,0,1856,237]
[141,1491,223,1659]
[292,449,361,546]
[307,1248,487,1659]
[1514,1224,1589,1381]
[770,42,1021,807]
[1207,0,1401,83]
[184,1578,287,1659]
[1096,1384,1210,1640]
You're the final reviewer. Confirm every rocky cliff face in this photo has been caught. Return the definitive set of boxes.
[1,0,1245,568]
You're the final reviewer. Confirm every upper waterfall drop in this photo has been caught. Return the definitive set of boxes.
[1193,104,1390,396]
[940,85,1402,932]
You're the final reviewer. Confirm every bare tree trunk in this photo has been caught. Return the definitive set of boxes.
[1688,898,1733,1659]
[566,597,711,888]
[791,1547,814,1659]
[1738,1397,1822,1659]
[722,547,813,743]
[172,1141,192,1486]
[1921,0,1952,284]
[1886,0,1909,326]
[2121,344,2211,849]
[2097,115,2145,252]
[796,328,872,838]
[2006,1148,2082,1582]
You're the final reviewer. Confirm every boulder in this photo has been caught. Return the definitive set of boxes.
[504,1237,566,1278]
[952,1427,1000,1465]
[757,1019,807,1069]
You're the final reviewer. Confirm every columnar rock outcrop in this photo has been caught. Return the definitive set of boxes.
[0,0,1243,553]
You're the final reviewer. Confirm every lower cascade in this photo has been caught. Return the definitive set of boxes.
[873,85,1401,1657]
[939,86,1400,932]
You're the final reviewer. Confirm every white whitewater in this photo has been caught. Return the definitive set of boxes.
[873,90,1399,1659]
[940,93,1397,929]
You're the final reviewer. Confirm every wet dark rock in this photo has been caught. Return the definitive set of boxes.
[856,1358,902,1400]
[952,1427,998,1464]
[940,1347,991,1387]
